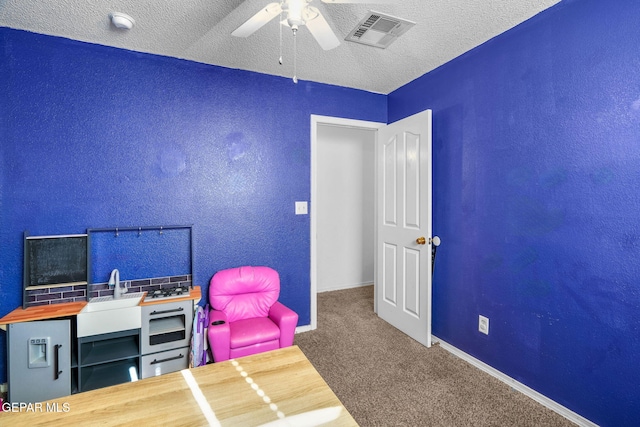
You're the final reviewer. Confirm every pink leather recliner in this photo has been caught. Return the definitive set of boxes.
[207,266,298,362]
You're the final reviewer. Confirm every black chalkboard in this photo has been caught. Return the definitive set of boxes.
[25,234,88,287]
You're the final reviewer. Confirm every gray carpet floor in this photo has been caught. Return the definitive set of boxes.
[294,285,575,427]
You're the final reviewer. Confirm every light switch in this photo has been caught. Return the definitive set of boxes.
[295,201,308,215]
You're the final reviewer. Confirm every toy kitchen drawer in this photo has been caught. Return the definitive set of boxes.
[140,299,193,378]
[141,347,188,379]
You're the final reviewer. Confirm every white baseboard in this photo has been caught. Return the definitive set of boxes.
[432,336,598,427]
[317,281,373,293]
[296,325,313,333]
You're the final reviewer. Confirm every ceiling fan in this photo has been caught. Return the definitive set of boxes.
[232,0,394,83]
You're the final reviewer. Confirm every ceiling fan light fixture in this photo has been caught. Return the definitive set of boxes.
[283,0,309,27]
[233,0,342,83]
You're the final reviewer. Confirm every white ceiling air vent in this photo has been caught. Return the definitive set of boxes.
[345,11,415,49]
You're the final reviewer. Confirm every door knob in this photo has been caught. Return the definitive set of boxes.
[416,236,442,246]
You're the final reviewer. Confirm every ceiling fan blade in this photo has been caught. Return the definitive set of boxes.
[232,3,282,37]
[321,0,396,4]
[305,8,340,50]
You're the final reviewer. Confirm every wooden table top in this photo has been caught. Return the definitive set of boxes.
[1,346,358,427]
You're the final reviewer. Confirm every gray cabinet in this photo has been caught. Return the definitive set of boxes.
[141,300,192,379]
[5,297,196,400]
[7,319,71,403]
[77,329,140,392]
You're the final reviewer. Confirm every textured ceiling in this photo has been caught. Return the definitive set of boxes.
[0,0,561,94]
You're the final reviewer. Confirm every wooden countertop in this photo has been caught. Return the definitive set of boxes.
[0,286,202,325]
[0,301,88,325]
[1,345,358,426]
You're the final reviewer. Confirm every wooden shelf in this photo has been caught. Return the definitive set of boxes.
[25,282,87,290]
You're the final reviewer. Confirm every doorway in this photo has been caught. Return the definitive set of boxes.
[310,115,384,330]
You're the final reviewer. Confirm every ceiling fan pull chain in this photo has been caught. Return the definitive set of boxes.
[278,10,283,65]
[293,27,298,84]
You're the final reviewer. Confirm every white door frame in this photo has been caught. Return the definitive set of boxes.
[309,115,385,331]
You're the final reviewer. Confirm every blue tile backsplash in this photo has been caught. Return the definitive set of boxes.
[24,275,192,308]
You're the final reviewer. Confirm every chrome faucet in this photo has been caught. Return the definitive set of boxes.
[108,269,127,299]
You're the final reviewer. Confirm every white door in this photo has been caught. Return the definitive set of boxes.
[376,110,433,347]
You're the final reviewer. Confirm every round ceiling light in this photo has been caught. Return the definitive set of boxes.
[110,12,135,30]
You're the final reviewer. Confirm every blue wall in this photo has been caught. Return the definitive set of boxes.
[389,0,640,425]
[3,1,639,424]
[0,28,386,383]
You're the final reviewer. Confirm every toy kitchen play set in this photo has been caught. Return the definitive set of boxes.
[0,225,203,404]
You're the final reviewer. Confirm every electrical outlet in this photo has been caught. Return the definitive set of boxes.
[295,201,308,215]
[479,315,489,335]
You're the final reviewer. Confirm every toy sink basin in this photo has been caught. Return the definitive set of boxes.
[77,292,144,337]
